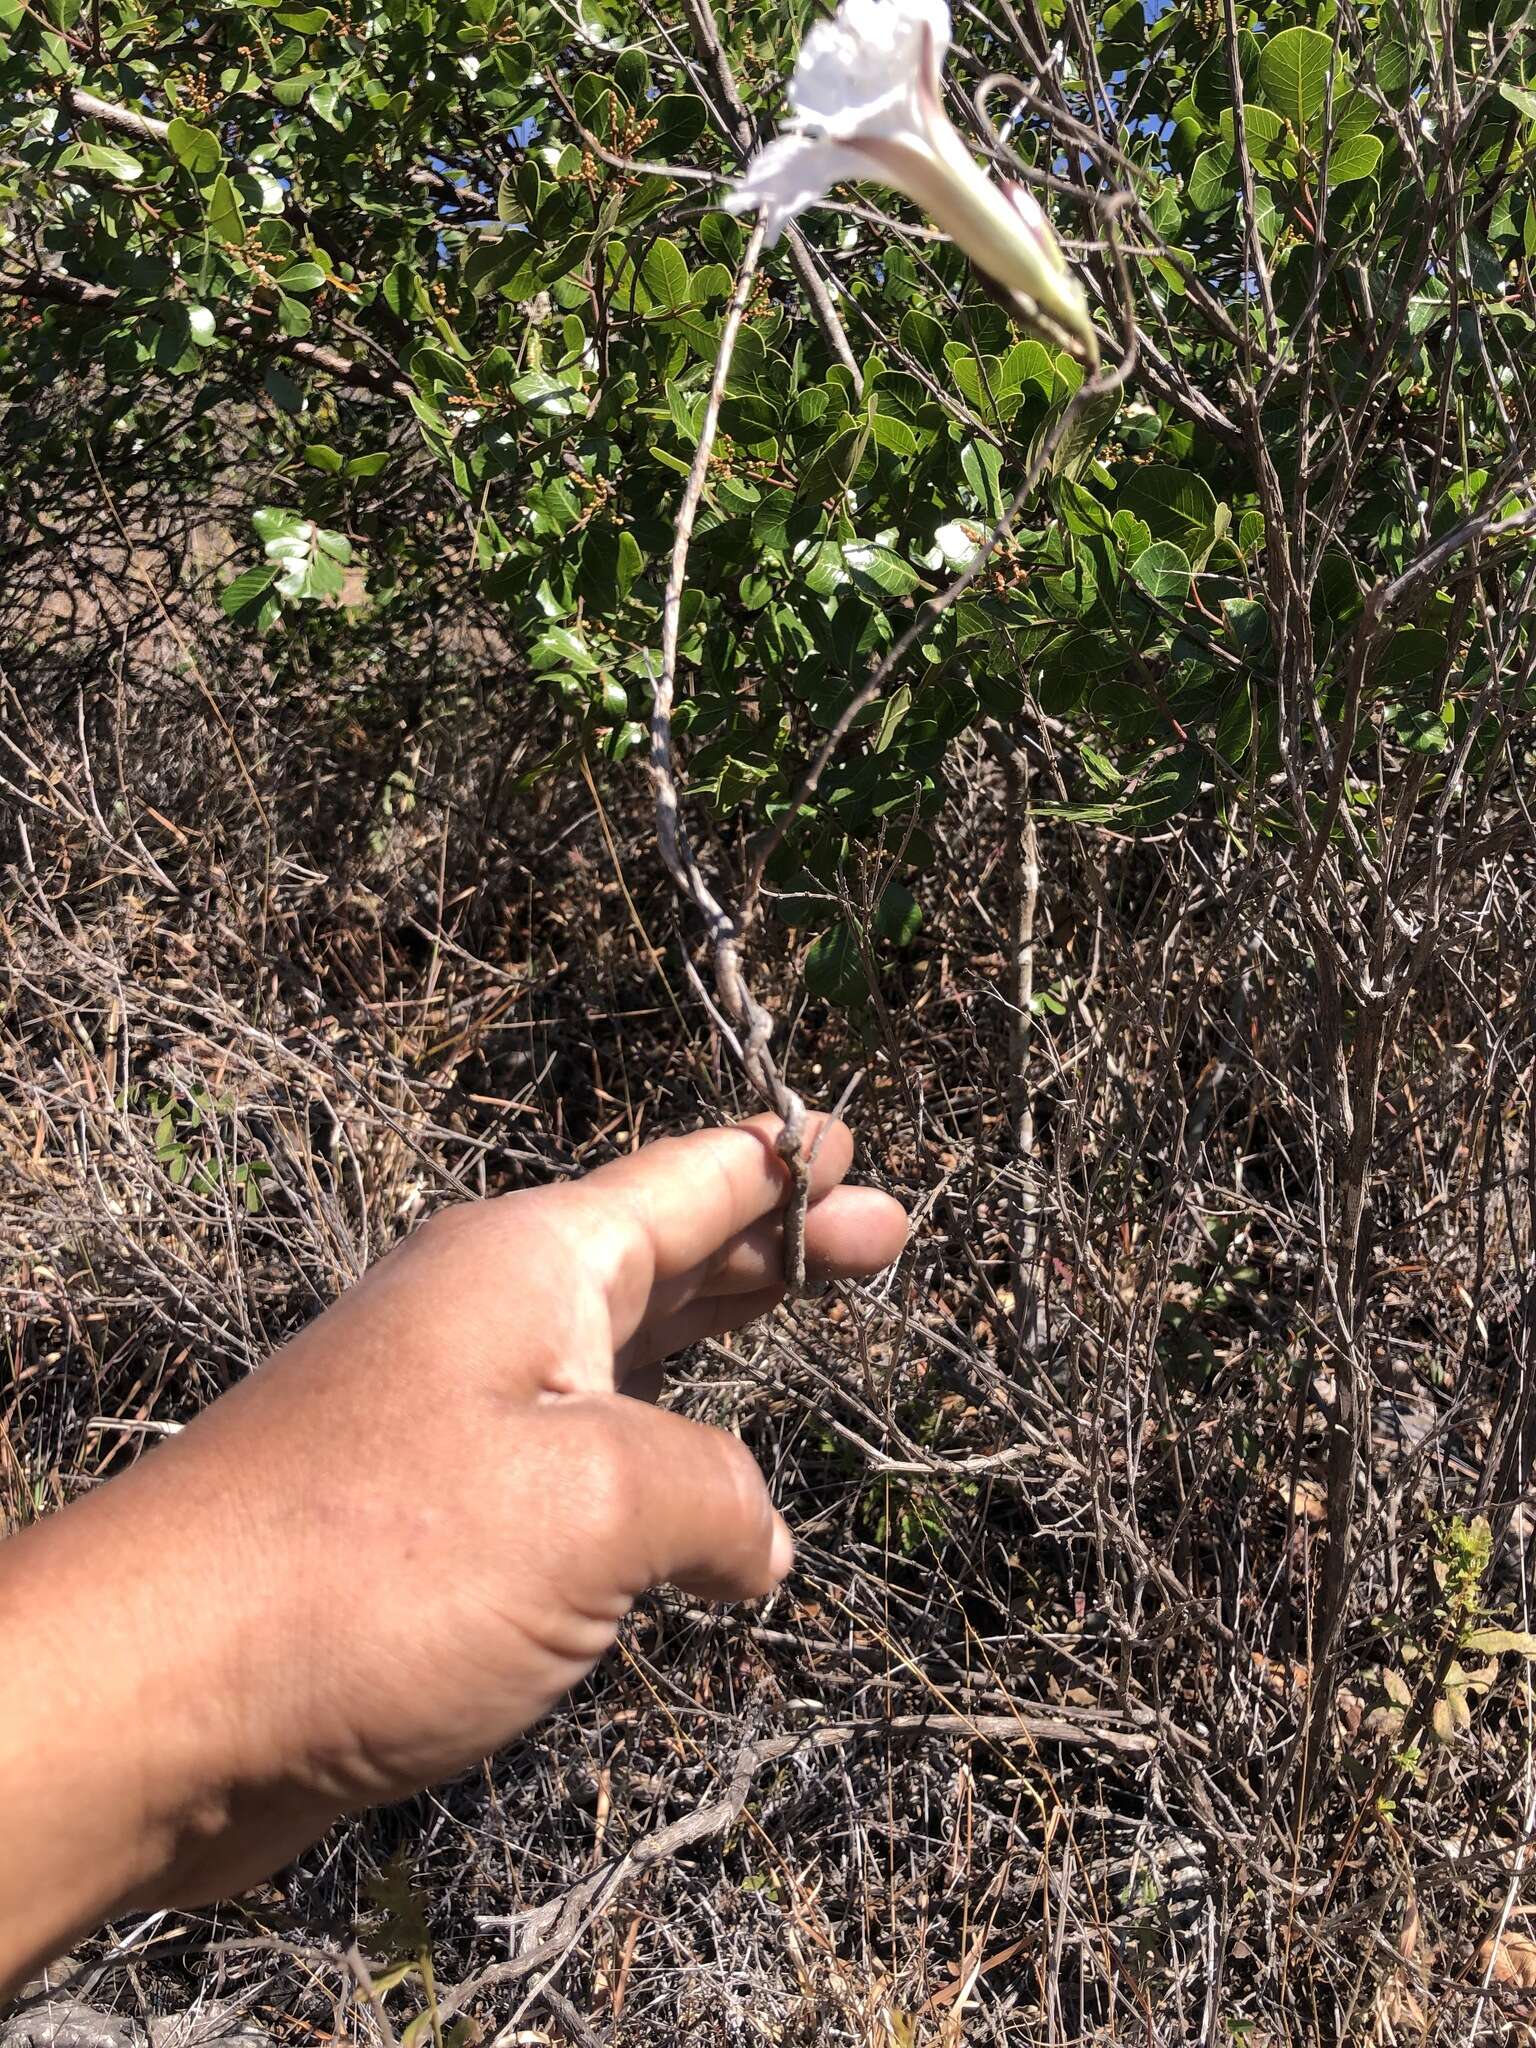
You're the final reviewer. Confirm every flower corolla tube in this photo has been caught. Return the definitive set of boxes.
[727,0,1099,366]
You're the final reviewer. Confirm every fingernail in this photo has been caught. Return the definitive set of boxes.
[769,1512,795,1583]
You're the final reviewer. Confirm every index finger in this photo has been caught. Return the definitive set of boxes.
[571,1113,856,1291]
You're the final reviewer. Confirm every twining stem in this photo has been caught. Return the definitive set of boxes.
[1003,737,1040,1322]
[646,220,814,1292]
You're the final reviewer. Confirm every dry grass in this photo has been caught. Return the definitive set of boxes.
[5,512,1536,2047]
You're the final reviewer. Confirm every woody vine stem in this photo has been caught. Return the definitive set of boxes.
[647,194,1137,1294]
[645,217,823,1290]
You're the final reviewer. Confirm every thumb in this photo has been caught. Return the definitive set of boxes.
[608,1397,792,1602]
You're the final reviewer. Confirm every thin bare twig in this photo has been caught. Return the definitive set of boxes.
[645,219,815,1291]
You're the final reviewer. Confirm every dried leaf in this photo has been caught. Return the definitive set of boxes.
[1398,1894,1421,1964]
[1463,1627,1536,1657]
[1382,1667,1413,1708]
[1251,1650,1311,1695]
[1477,1925,1536,1987]
[1288,1475,1330,1523]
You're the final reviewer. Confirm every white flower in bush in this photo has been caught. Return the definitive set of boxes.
[728,0,1098,365]
[922,517,986,570]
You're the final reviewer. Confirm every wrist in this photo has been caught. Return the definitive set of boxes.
[0,1443,273,1993]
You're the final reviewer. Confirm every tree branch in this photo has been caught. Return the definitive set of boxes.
[440,1711,1155,2021]
[1378,492,1536,620]
[57,85,476,205]
[1,266,416,402]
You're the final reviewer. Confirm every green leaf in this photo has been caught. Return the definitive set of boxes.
[577,523,643,609]
[843,541,922,597]
[1118,466,1220,555]
[1188,144,1238,213]
[641,237,689,311]
[1218,103,1287,162]
[1252,185,1282,245]
[220,562,279,626]
[531,625,597,673]
[899,307,947,374]
[250,509,354,601]
[613,46,650,103]
[166,117,221,179]
[1386,704,1452,754]
[310,78,346,128]
[264,363,306,413]
[276,290,312,337]
[1038,627,1123,715]
[644,93,708,156]
[384,262,432,319]
[960,440,1004,520]
[207,171,246,246]
[414,344,470,394]
[1116,746,1204,828]
[185,304,216,346]
[304,549,346,598]
[1325,132,1382,186]
[252,506,308,545]
[1374,627,1448,690]
[872,682,911,753]
[303,442,344,471]
[870,410,920,457]
[1130,540,1192,608]
[1499,82,1536,121]
[1407,277,1449,336]
[270,68,322,108]
[688,261,733,304]
[805,924,868,1007]
[239,167,287,216]
[1258,25,1340,136]
[59,140,143,182]
[277,261,326,293]
[512,372,584,417]
[1374,39,1412,95]
[874,883,922,946]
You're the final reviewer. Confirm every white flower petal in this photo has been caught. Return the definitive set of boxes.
[935,518,984,563]
[790,0,948,137]
[726,131,869,244]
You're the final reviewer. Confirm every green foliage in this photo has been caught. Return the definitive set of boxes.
[132,1083,273,1210]
[3,0,1531,1002]
[363,1855,473,2048]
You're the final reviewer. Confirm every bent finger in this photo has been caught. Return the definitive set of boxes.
[654,1183,910,1307]
[573,1114,856,1295]
[619,1186,908,1376]
[608,1397,791,1601]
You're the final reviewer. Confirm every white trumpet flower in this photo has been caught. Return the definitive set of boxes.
[727,0,1098,366]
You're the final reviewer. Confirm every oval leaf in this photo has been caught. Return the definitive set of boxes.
[1130,539,1192,609]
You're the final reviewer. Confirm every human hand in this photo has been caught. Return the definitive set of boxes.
[0,1116,906,1990]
